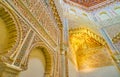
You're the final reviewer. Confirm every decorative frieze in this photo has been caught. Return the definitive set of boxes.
[50,0,63,30]
[13,0,58,44]
[0,1,57,76]
[18,17,30,41]
[14,30,34,67]
[69,27,106,45]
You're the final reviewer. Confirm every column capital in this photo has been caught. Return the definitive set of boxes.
[0,62,21,77]
[44,72,52,77]
[60,43,68,55]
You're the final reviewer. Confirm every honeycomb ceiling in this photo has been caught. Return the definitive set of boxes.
[69,28,112,70]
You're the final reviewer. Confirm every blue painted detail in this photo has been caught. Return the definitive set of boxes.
[100,28,119,53]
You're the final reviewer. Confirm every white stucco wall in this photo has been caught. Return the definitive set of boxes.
[19,48,46,77]
[19,58,45,77]
[68,60,120,77]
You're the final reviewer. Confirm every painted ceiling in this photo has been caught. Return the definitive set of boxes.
[69,0,106,7]
[64,0,115,11]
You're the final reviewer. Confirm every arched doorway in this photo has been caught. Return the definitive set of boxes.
[19,48,46,77]
[19,43,54,77]
[0,1,21,59]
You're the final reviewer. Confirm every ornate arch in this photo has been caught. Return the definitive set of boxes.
[28,42,55,77]
[0,1,22,62]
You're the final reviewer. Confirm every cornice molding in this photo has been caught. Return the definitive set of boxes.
[69,27,106,45]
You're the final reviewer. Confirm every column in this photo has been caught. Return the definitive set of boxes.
[59,18,69,77]
[59,28,67,77]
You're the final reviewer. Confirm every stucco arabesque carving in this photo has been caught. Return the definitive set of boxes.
[0,2,22,65]
[9,0,58,48]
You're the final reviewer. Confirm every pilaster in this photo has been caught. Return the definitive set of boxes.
[59,43,68,77]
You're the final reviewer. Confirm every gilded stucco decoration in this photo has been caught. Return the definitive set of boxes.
[0,1,22,64]
[27,42,55,76]
[5,0,59,47]
[3,1,57,75]
[50,0,63,30]
[112,32,120,43]
[69,27,113,70]
[18,18,30,41]
[112,32,120,53]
